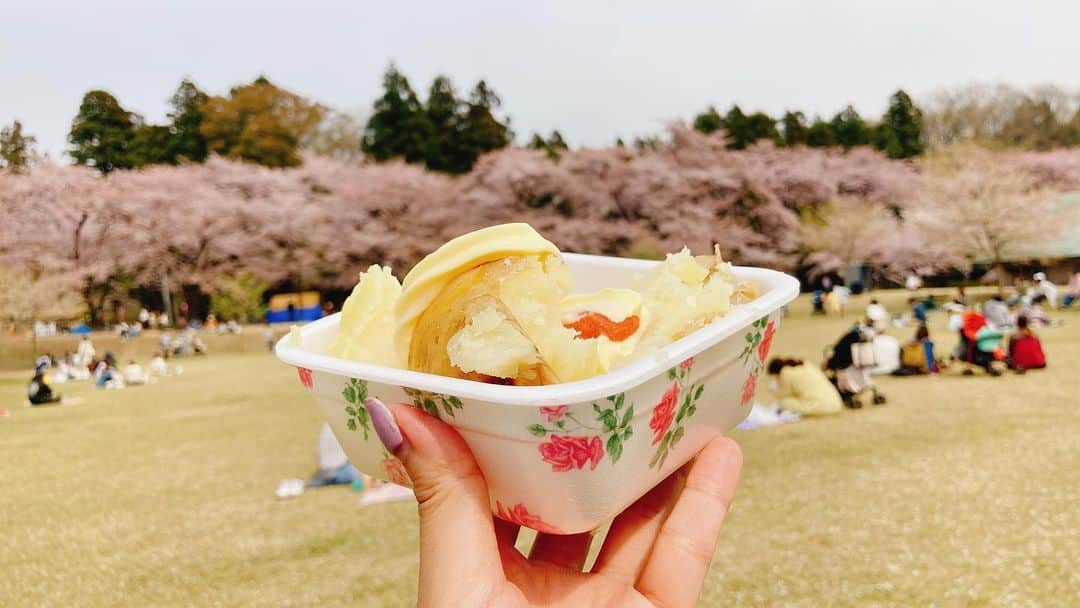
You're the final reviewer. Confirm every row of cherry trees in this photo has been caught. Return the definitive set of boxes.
[2,127,1076,324]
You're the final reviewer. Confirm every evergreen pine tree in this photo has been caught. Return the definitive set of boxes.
[805,116,836,148]
[830,105,871,149]
[362,64,430,163]
[423,75,468,173]
[68,90,137,173]
[781,111,807,146]
[167,78,209,163]
[723,105,750,149]
[458,80,512,165]
[692,106,724,134]
[878,89,924,158]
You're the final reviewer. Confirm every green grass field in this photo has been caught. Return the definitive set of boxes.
[2,293,1078,607]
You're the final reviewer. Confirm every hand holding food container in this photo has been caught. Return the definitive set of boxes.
[276,223,798,534]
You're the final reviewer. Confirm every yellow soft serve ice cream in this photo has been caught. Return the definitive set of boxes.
[328,265,402,366]
[329,223,756,386]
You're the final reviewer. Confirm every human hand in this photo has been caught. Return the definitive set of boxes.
[363,397,743,607]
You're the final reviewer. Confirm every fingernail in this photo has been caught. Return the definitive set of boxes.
[365,397,403,453]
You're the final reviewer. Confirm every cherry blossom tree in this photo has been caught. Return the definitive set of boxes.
[909,146,1072,286]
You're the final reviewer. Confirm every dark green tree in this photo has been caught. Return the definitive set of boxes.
[423,75,470,173]
[129,124,173,167]
[528,130,569,160]
[805,117,836,147]
[68,90,137,173]
[876,89,924,158]
[722,105,750,149]
[362,64,431,164]
[0,120,37,172]
[780,111,807,146]
[692,105,724,134]
[458,80,512,164]
[166,78,209,163]
[745,112,780,144]
[830,105,871,149]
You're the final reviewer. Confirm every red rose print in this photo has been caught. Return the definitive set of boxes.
[381,456,412,488]
[539,405,569,422]
[649,383,679,445]
[496,501,561,534]
[679,357,695,370]
[757,321,776,363]
[741,373,758,405]
[539,435,604,472]
[297,367,314,389]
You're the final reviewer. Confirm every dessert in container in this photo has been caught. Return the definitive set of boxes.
[276,252,799,534]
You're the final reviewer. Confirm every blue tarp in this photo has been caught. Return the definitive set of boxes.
[266,306,322,324]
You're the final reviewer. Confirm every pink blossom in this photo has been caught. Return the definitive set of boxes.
[495,501,561,534]
[649,383,679,445]
[538,435,604,472]
[740,374,758,406]
[296,367,314,389]
[758,321,776,363]
[538,405,568,422]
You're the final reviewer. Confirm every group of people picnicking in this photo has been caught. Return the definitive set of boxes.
[755,269,1073,422]
[25,335,184,407]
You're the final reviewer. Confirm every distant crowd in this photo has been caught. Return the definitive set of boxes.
[759,269,1076,421]
[26,335,188,406]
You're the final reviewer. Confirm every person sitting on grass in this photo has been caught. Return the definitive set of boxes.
[27,360,62,406]
[1064,268,1080,308]
[766,357,843,416]
[94,352,124,389]
[983,293,1014,329]
[896,324,940,375]
[1008,316,1047,372]
[123,360,148,386]
[1018,294,1052,328]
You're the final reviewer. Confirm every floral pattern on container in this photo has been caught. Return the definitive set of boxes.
[404,387,463,419]
[529,393,635,469]
[495,501,561,534]
[649,358,705,469]
[342,378,371,440]
[296,367,314,390]
[737,316,775,408]
[740,316,774,369]
[740,373,758,406]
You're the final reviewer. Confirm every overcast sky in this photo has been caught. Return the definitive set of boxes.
[4,0,1080,158]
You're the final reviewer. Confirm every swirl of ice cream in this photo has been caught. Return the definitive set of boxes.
[394,223,560,365]
[328,265,402,366]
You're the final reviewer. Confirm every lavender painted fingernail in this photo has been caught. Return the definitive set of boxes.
[364,397,403,454]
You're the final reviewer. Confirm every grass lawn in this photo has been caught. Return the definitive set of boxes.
[2,292,1078,607]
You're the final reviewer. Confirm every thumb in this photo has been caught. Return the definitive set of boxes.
[363,398,504,598]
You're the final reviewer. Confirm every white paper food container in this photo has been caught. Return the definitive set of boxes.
[276,253,799,534]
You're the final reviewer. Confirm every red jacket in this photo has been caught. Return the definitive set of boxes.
[1009,334,1046,370]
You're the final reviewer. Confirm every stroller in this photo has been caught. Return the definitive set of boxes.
[823,322,887,408]
[956,310,1005,376]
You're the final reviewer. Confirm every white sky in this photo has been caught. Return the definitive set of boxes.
[3,0,1080,158]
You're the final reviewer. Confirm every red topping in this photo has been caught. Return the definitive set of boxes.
[564,312,640,342]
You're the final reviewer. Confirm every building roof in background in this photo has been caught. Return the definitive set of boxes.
[1003,192,1080,261]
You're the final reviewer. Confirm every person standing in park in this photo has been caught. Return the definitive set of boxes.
[75,335,96,369]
